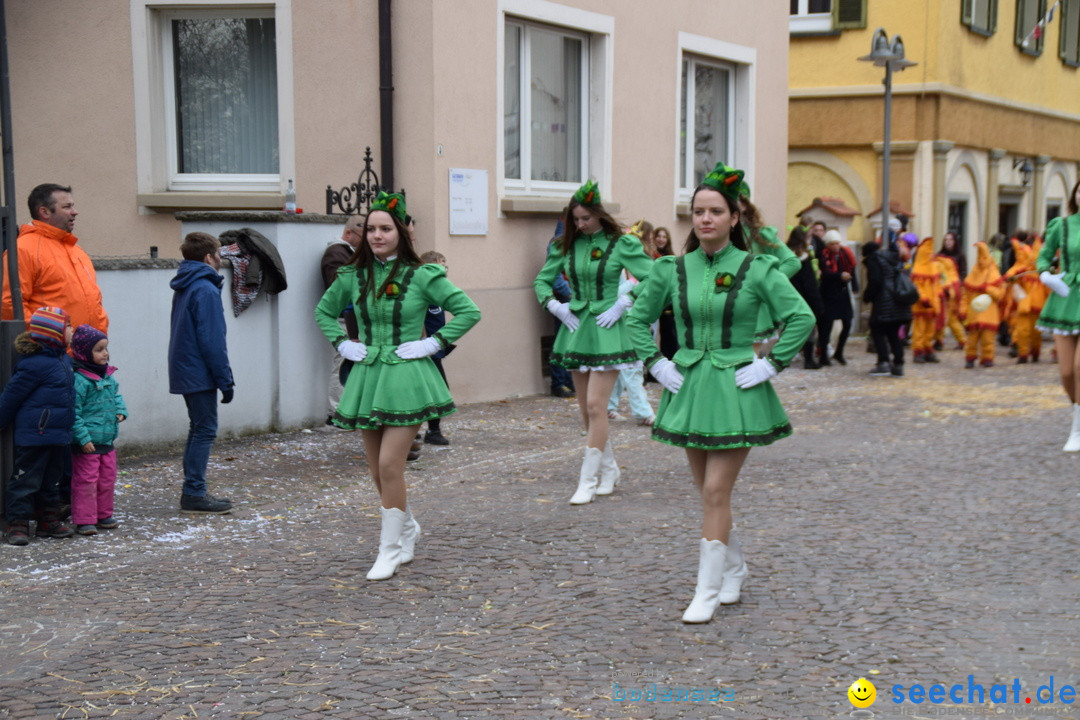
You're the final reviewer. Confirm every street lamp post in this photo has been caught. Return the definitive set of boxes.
[859,28,916,244]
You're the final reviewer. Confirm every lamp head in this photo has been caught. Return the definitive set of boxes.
[859,28,896,65]
[858,28,918,69]
[1013,158,1034,187]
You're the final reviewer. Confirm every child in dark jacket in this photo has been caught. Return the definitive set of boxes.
[419,251,454,446]
[0,307,75,545]
[70,325,128,535]
[169,232,234,515]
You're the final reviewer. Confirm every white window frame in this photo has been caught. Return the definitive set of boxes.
[675,34,756,206]
[790,0,833,34]
[503,19,589,191]
[497,0,613,199]
[130,0,294,195]
[679,55,736,192]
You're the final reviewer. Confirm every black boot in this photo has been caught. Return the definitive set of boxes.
[424,418,449,445]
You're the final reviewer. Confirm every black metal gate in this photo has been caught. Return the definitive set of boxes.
[325,147,384,215]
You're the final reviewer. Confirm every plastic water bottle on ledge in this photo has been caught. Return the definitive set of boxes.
[284,179,297,214]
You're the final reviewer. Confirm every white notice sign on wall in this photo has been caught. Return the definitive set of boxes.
[448,168,488,236]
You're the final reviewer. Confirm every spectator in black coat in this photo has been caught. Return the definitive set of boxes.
[787,228,824,369]
[863,240,911,377]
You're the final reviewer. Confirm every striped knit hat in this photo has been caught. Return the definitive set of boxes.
[28,307,70,349]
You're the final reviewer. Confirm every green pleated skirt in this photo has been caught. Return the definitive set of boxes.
[1037,288,1080,334]
[651,362,792,450]
[333,357,454,430]
[551,312,640,371]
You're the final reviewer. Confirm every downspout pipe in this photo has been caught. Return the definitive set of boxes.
[0,0,21,313]
[0,0,22,517]
[378,0,394,192]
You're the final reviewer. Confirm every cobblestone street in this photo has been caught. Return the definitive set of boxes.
[1,347,1078,719]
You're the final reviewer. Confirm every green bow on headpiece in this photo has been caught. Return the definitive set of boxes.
[700,162,746,201]
[370,190,407,223]
[572,179,601,206]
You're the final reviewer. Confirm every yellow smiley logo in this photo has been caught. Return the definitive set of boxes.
[848,677,876,708]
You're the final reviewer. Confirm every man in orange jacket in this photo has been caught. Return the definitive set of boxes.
[1,184,108,332]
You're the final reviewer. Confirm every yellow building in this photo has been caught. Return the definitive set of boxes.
[789,0,1080,261]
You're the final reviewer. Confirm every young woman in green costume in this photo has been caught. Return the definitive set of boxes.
[625,163,814,623]
[737,189,801,349]
[534,181,654,505]
[1036,178,1080,451]
[315,191,481,580]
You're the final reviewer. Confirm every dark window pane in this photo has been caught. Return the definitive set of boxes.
[173,18,278,174]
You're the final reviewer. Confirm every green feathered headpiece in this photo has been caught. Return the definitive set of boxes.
[572,180,601,206]
[700,162,746,201]
[370,190,407,223]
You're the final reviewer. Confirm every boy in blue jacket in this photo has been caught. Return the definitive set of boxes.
[1,307,76,545]
[169,232,234,515]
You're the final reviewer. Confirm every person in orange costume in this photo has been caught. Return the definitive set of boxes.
[910,237,943,363]
[934,244,967,351]
[1,184,108,332]
[1003,238,1048,363]
[962,242,1006,368]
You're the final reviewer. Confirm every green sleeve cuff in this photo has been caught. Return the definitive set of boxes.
[765,353,785,372]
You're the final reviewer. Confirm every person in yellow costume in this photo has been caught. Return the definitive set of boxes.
[910,237,943,364]
[1003,238,1047,363]
[962,242,1006,368]
[934,239,967,351]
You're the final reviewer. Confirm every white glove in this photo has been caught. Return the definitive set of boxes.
[336,340,368,362]
[546,299,579,332]
[596,294,633,328]
[735,357,779,389]
[395,337,442,359]
[650,358,684,394]
[1040,271,1070,298]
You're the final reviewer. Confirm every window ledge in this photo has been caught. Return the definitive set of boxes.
[790,29,841,38]
[137,192,284,213]
[500,196,620,215]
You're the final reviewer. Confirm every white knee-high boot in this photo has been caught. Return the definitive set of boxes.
[596,441,621,496]
[718,531,748,604]
[367,507,406,580]
[570,447,603,505]
[399,506,421,564]
[1064,404,1080,452]
[682,538,727,623]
